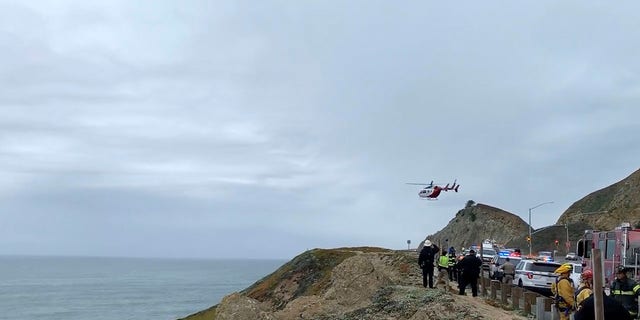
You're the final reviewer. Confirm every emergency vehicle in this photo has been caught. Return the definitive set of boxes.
[576,222,640,286]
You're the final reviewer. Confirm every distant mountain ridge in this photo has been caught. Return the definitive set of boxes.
[557,168,640,230]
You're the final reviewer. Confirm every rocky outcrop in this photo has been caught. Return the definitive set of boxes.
[178,247,526,320]
[424,203,530,250]
[557,168,640,230]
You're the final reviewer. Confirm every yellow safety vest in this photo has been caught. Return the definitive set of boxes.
[438,255,449,268]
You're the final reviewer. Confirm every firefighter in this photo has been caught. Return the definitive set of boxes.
[455,252,465,283]
[575,269,593,311]
[447,249,457,281]
[552,263,575,320]
[610,265,640,318]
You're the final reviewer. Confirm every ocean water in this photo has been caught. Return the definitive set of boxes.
[0,256,286,320]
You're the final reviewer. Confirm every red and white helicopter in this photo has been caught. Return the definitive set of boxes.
[406,179,460,200]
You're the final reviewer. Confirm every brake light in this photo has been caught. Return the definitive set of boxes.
[527,272,533,279]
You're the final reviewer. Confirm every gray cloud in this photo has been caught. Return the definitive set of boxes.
[1,1,639,259]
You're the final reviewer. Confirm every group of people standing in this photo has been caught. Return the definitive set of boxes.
[550,263,639,320]
[418,239,482,296]
[419,239,640,320]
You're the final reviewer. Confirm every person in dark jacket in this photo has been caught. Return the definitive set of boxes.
[610,266,640,318]
[573,293,632,320]
[418,239,439,288]
[447,250,457,281]
[457,249,483,296]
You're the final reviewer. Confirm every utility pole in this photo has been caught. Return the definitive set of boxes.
[593,248,605,320]
[565,223,570,254]
[528,201,554,256]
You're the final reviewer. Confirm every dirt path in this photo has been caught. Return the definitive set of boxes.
[454,294,528,320]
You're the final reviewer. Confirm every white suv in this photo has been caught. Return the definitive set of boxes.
[513,260,561,295]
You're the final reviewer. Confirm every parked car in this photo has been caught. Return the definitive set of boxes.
[479,247,497,270]
[489,254,522,281]
[537,251,554,262]
[566,252,578,260]
[513,259,561,296]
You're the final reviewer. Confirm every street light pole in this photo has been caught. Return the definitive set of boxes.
[528,201,554,256]
[565,223,570,254]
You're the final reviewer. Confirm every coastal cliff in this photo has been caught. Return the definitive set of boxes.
[179,247,525,320]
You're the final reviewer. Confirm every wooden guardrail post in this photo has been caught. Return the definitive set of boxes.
[511,287,522,309]
[481,277,488,297]
[543,297,552,312]
[500,283,508,305]
[490,280,500,300]
[593,248,605,320]
[523,291,537,314]
[503,282,511,296]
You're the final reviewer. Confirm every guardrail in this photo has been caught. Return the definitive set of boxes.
[441,276,561,320]
[478,277,560,320]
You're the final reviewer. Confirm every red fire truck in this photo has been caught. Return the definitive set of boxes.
[576,222,640,287]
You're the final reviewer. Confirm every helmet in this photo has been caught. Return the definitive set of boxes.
[555,263,573,274]
[424,240,432,247]
[616,265,629,274]
[581,269,593,281]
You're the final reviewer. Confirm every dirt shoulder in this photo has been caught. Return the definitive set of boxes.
[454,294,528,320]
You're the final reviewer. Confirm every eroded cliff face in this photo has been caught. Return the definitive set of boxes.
[178,248,525,320]
[424,203,530,250]
[557,168,640,230]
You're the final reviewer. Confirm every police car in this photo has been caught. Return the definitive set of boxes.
[537,251,554,262]
[489,250,522,281]
[513,259,561,296]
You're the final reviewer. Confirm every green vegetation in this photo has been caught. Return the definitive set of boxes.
[242,248,358,309]
[339,286,456,320]
[582,188,615,213]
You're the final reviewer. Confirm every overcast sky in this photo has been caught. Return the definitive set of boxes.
[1,1,639,259]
